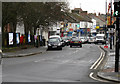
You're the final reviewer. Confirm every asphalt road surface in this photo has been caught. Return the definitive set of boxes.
[2,44,101,82]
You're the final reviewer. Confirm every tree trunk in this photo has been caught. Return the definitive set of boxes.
[13,21,17,33]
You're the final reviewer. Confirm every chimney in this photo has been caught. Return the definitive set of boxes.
[94,13,96,16]
[98,12,101,16]
[81,11,88,14]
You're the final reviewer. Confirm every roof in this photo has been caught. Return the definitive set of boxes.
[96,34,105,36]
[67,13,86,22]
[49,35,61,38]
[79,13,92,22]
[65,13,92,23]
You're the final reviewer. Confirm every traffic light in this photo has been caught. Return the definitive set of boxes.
[114,1,120,17]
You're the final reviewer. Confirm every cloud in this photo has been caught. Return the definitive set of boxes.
[0,0,67,2]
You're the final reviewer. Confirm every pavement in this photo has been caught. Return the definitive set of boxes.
[1,44,120,82]
[97,44,120,83]
[2,46,47,58]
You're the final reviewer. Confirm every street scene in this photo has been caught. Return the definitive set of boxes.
[0,0,120,84]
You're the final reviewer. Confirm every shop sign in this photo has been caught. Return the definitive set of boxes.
[96,26,100,29]
[69,28,73,31]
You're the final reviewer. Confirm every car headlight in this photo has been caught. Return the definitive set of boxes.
[48,44,51,46]
[58,43,61,46]
[66,40,68,42]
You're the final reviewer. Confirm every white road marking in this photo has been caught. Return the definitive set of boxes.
[94,52,105,69]
[90,53,103,69]
[89,72,108,82]
[34,59,46,62]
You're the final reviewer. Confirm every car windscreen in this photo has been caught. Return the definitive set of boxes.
[72,38,80,41]
[96,36,103,39]
[49,38,60,42]
[80,37,85,39]
[62,37,68,40]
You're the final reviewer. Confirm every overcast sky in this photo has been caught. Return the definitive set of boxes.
[68,0,114,14]
[0,0,116,14]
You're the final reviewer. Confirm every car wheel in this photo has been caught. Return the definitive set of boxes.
[59,47,62,50]
[70,45,72,48]
[48,46,51,50]
[80,45,82,48]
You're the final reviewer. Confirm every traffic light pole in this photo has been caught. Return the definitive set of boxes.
[110,0,113,49]
[115,17,119,72]
[105,0,107,45]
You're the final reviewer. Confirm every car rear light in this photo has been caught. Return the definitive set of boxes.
[70,41,74,43]
[78,41,81,43]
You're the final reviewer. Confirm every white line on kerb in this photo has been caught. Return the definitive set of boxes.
[89,72,108,82]
[90,52,103,69]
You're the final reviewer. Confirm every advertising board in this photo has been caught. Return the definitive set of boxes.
[9,33,13,45]
[16,33,20,44]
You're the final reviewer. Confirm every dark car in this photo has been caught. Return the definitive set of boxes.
[61,37,70,46]
[47,37,62,50]
[70,38,82,48]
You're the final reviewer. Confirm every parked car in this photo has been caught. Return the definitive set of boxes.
[88,36,96,44]
[47,37,62,50]
[79,37,86,43]
[61,37,70,46]
[70,37,82,48]
[49,35,65,47]
[49,35,62,41]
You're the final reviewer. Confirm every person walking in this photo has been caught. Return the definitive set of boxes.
[34,35,38,48]
[20,34,24,46]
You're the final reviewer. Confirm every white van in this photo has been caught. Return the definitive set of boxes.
[95,34,106,44]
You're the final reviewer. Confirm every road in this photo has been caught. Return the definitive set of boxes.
[2,44,102,82]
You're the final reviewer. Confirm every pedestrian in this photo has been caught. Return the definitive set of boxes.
[20,34,24,46]
[23,35,26,44]
[36,36,39,48]
[34,35,38,48]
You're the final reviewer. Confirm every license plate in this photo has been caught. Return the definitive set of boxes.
[74,42,78,43]
[52,46,57,48]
